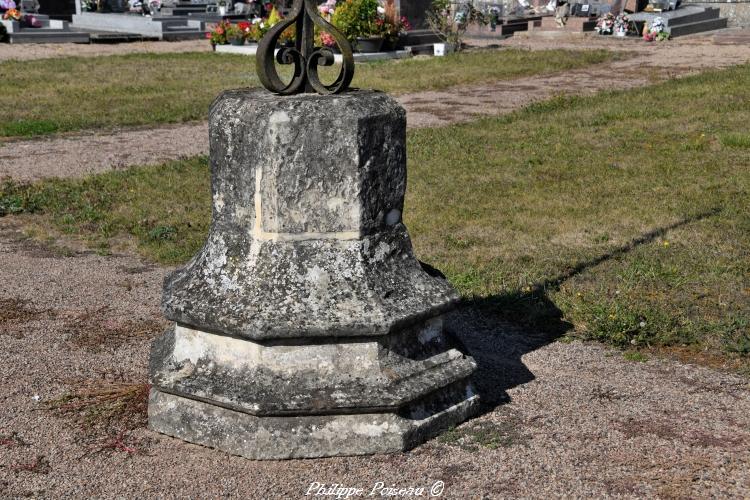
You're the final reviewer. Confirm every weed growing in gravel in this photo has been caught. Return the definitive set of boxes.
[0,298,48,336]
[9,456,51,475]
[48,379,150,435]
[0,432,30,448]
[439,417,527,451]
[623,351,648,362]
[0,298,41,324]
[64,306,165,351]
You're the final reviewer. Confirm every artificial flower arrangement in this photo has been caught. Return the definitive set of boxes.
[206,1,408,51]
[595,13,634,36]
[0,0,17,10]
[594,13,615,34]
[643,16,669,41]
[316,0,338,48]
[2,8,23,21]
[318,0,336,19]
[206,19,231,45]
[614,14,631,36]
[206,8,284,46]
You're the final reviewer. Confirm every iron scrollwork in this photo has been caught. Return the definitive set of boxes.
[255,0,355,95]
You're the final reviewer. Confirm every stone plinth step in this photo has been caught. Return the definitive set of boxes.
[163,24,199,31]
[537,15,597,31]
[669,16,727,36]
[87,30,157,42]
[7,30,90,43]
[629,6,727,36]
[500,21,532,35]
[149,385,480,459]
[160,5,207,15]
[71,12,206,40]
[215,43,413,62]
[400,29,442,45]
[664,6,721,26]
[185,13,247,21]
[161,29,206,40]
[515,29,592,39]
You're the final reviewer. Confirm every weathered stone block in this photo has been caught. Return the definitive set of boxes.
[162,89,458,341]
[149,89,478,459]
[150,319,476,415]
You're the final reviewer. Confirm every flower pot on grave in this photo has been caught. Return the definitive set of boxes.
[355,36,383,53]
[229,36,245,45]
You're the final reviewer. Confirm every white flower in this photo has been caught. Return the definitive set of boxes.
[377,5,384,14]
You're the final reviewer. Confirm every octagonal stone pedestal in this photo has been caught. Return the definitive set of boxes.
[147,89,479,459]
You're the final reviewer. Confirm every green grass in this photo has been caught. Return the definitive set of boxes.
[0,49,620,138]
[2,63,749,369]
[0,156,210,264]
[623,351,648,362]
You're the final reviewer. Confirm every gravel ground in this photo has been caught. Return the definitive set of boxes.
[2,34,749,182]
[0,39,210,62]
[0,216,748,498]
[0,122,208,181]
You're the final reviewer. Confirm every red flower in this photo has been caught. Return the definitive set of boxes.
[216,26,224,35]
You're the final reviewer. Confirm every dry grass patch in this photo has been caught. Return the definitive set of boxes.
[438,413,528,451]
[49,379,150,431]
[8,456,51,475]
[48,378,152,454]
[0,433,30,449]
[0,298,41,324]
[0,298,49,336]
[65,306,165,351]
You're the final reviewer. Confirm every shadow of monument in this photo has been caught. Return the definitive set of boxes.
[442,207,721,414]
[445,290,570,414]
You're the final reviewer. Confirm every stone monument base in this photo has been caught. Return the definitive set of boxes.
[147,89,480,459]
[149,386,478,460]
[148,320,479,459]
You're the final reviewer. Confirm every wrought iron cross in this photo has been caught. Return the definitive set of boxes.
[255,0,355,95]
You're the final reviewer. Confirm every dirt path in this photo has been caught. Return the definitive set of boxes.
[2,34,749,182]
[0,216,748,498]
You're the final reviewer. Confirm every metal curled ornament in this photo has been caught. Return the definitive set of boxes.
[255,0,355,95]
